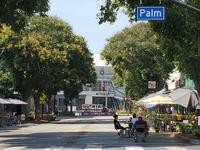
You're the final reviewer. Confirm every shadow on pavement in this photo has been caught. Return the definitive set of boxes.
[0,131,190,149]
[0,124,36,133]
[52,120,113,124]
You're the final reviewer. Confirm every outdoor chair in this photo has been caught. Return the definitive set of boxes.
[134,124,147,142]
[114,126,131,138]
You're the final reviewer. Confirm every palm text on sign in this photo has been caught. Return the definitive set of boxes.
[136,6,165,21]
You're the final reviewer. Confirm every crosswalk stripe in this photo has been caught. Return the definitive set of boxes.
[84,148,101,150]
[42,148,61,150]
[125,146,144,150]
[3,147,25,150]
[84,147,101,150]
[2,146,191,150]
[166,146,188,150]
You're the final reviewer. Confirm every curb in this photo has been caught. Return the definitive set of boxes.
[171,132,200,145]
[174,133,190,143]
[190,139,200,145]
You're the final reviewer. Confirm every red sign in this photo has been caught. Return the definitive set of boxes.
[148,81,156,89]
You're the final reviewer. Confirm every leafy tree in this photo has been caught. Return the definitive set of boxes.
[64,47,96,113]
[0,0,49,31]
[0,23,66,119]
[39,91,47,119]
[101,23,173,99]
[98,0,200,95]
[24,16,75,114]
[0,16,96,119]
[0,61,14,96]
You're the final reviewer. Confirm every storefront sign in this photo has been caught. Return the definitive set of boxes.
[82,104,103,110]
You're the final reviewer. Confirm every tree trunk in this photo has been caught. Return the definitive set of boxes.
[65,97,69,112]
[20,95,28,115]
[41,104,44,119]
[70,99,73,113]
[53,95,56,114]
[34,91,40,121]
[47,94,52,114]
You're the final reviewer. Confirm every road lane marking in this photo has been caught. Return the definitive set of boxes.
[84,144,102,150]
[3,147,25,150]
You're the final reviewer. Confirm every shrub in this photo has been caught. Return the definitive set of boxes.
[146,111,161,131]
[178,122,193,134]
[192,125,200,137]
[26,111,35,121]
[42,114,56,121]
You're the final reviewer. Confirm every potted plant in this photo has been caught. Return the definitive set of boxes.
[154,119,161,133]
[146,111,161,133]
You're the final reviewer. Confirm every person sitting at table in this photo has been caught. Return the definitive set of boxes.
[131,113,138,127]
[134,116,148,134]
[113,114,126,130]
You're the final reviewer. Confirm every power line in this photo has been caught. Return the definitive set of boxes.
[168,0,200,14]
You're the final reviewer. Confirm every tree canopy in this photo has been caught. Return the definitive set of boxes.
[0,16,96,118]
[99,0,200,95]
[102,23,173,99]
[0,0,49,31]
[0,61,14,96]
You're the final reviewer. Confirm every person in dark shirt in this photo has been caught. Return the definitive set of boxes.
[134,116,149,142]
[134,116,149,135]
[113,114,126,130]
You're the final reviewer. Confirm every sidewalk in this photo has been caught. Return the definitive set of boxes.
[0,116,72,130]
[165,131,200,145]
[0,122,38,131]
[149,127,200,145]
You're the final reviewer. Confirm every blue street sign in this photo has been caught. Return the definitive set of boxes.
[136,6,165,21]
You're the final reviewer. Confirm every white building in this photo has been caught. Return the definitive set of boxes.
[78,54,124,112]
[55,54,125,114]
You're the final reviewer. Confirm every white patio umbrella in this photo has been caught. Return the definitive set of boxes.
[138,95,176,105]
[6,98,28,105]
[137,95,176,114]
[0,98,11,104]
[169,88,199,108]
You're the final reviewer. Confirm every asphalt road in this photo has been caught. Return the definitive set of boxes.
[0,116,199,150]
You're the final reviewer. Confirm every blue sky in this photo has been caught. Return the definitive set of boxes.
[48,0,131,54]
